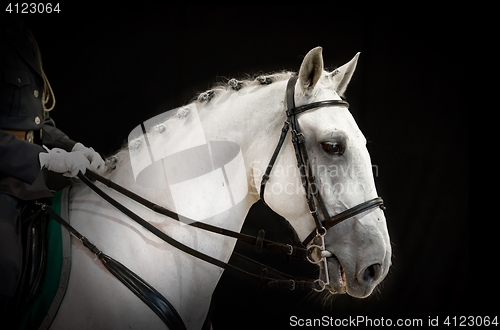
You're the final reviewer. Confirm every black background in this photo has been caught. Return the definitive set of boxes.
[14,5,473,328]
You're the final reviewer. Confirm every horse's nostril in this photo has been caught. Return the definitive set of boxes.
[361,263,382,284]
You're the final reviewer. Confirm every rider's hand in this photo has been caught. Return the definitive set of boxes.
[71,142,105,172]
[39,147,89,177]
[39,143,104,177]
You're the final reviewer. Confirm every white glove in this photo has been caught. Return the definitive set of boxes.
[71,142,105,172]
[39,147,91,177]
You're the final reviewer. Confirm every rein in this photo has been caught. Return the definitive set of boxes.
[83,169,309,260]
[78,170,320,291]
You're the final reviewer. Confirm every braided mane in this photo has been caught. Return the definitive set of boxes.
[194,71,293,104]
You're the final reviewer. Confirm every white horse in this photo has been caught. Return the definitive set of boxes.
[48,47,391,329]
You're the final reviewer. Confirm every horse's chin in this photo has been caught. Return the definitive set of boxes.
[325,254,375,299]
[325,254,347,295]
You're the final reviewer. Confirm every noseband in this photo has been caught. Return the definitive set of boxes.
[260,75,385,246]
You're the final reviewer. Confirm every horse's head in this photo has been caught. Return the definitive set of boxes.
[258,47,391,299]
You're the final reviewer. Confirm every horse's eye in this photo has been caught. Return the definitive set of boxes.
[321,142,344,155]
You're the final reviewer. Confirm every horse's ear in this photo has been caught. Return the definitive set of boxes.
[332,52,360,97]
[298,47,324,94]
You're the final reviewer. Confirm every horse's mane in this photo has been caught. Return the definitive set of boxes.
[192,66,340,105]
[103,71,294,172]
[193,71,293,104]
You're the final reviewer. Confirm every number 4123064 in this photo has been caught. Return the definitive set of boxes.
[444,316,498,327]
[6,3,60,14]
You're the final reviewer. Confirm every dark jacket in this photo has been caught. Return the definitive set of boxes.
[0,15,76,199]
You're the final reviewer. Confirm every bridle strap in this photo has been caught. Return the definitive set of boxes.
[259,121,290,203]
[287,99,350,117]
[302,197,385,246]
[323,197,385,230]
[287,77,324,231]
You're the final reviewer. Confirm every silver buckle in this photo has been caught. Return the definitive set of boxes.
[26,130,34,143]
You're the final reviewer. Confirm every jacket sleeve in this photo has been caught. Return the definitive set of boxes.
[0,129,45,184]
[42,115,77,152]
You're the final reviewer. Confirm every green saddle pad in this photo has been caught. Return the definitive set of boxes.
[19,189,71,330]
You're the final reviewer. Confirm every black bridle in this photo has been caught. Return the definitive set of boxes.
[259,75,385,291]
[260,75,385,246]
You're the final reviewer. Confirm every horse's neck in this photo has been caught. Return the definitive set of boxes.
[104,80,286,229]
[198,80,290,192]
